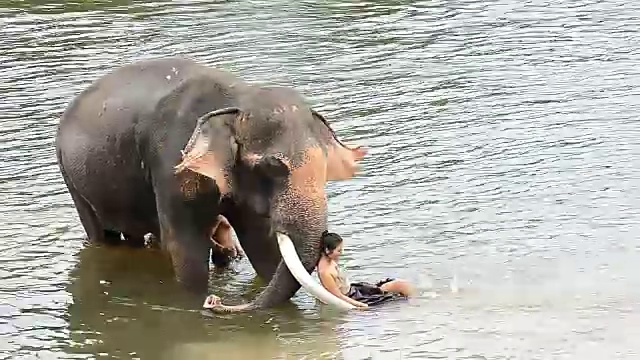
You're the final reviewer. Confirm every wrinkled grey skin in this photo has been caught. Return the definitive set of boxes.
[55,58,364,311]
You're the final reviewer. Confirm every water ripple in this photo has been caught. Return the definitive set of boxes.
[1,0,640,358]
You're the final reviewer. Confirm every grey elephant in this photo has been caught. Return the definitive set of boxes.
[55,58,365,312]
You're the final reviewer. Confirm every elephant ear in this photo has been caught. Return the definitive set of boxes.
[174,107,241,195]
[311,110,367,181]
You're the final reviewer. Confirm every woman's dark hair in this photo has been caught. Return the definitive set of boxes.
[321,230,343,255]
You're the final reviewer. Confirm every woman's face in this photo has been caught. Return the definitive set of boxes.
[327,242,343,260]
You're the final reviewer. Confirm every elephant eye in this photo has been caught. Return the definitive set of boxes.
[255,156,289,179]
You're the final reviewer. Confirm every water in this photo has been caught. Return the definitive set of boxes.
[1,0,640,358]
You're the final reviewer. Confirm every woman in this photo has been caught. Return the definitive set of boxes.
[317,230,416,309]
[210,214,242,258]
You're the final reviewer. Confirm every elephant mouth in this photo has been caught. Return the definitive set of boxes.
[276,232,355,310]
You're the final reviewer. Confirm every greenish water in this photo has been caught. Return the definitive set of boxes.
[1,0,640,359]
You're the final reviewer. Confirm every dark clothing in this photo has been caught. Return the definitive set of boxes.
[345,278,404,306]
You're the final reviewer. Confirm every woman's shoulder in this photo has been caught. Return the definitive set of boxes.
[317,257,335,275]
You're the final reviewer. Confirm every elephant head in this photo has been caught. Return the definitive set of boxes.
[173,86,366,312]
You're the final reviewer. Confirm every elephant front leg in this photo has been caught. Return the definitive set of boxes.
[153,167,221,293]
[220,202,281,283]
[155,195,213,294]
[161,225,211,294]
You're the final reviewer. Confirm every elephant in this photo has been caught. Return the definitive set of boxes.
[55,57,366,312]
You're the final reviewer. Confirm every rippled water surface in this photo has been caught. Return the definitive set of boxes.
[2,0,640,358]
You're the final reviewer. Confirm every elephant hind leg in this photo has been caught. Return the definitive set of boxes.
[61,163,119,245]
[70,191,126,245]
[69,188,122,246]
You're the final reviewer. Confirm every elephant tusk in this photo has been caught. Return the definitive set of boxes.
[276,233,355,311]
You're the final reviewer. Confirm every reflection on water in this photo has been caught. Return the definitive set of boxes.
[62,245,345,359]
[1,0,640,359]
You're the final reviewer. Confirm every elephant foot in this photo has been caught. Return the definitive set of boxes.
[202,294,253,313]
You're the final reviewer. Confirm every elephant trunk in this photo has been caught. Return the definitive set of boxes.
[202,258,299,313]
[203,224,355,313]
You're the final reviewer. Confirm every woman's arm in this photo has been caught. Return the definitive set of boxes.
[319,270,368,309]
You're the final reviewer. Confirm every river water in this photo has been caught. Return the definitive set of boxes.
[1,0,640,359]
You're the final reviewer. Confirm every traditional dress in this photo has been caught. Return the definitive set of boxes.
[335,264,403,306]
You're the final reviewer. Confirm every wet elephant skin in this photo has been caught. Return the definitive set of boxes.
[55,57,366,310]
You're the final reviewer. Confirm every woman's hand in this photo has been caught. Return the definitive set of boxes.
[349,299,369,309]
